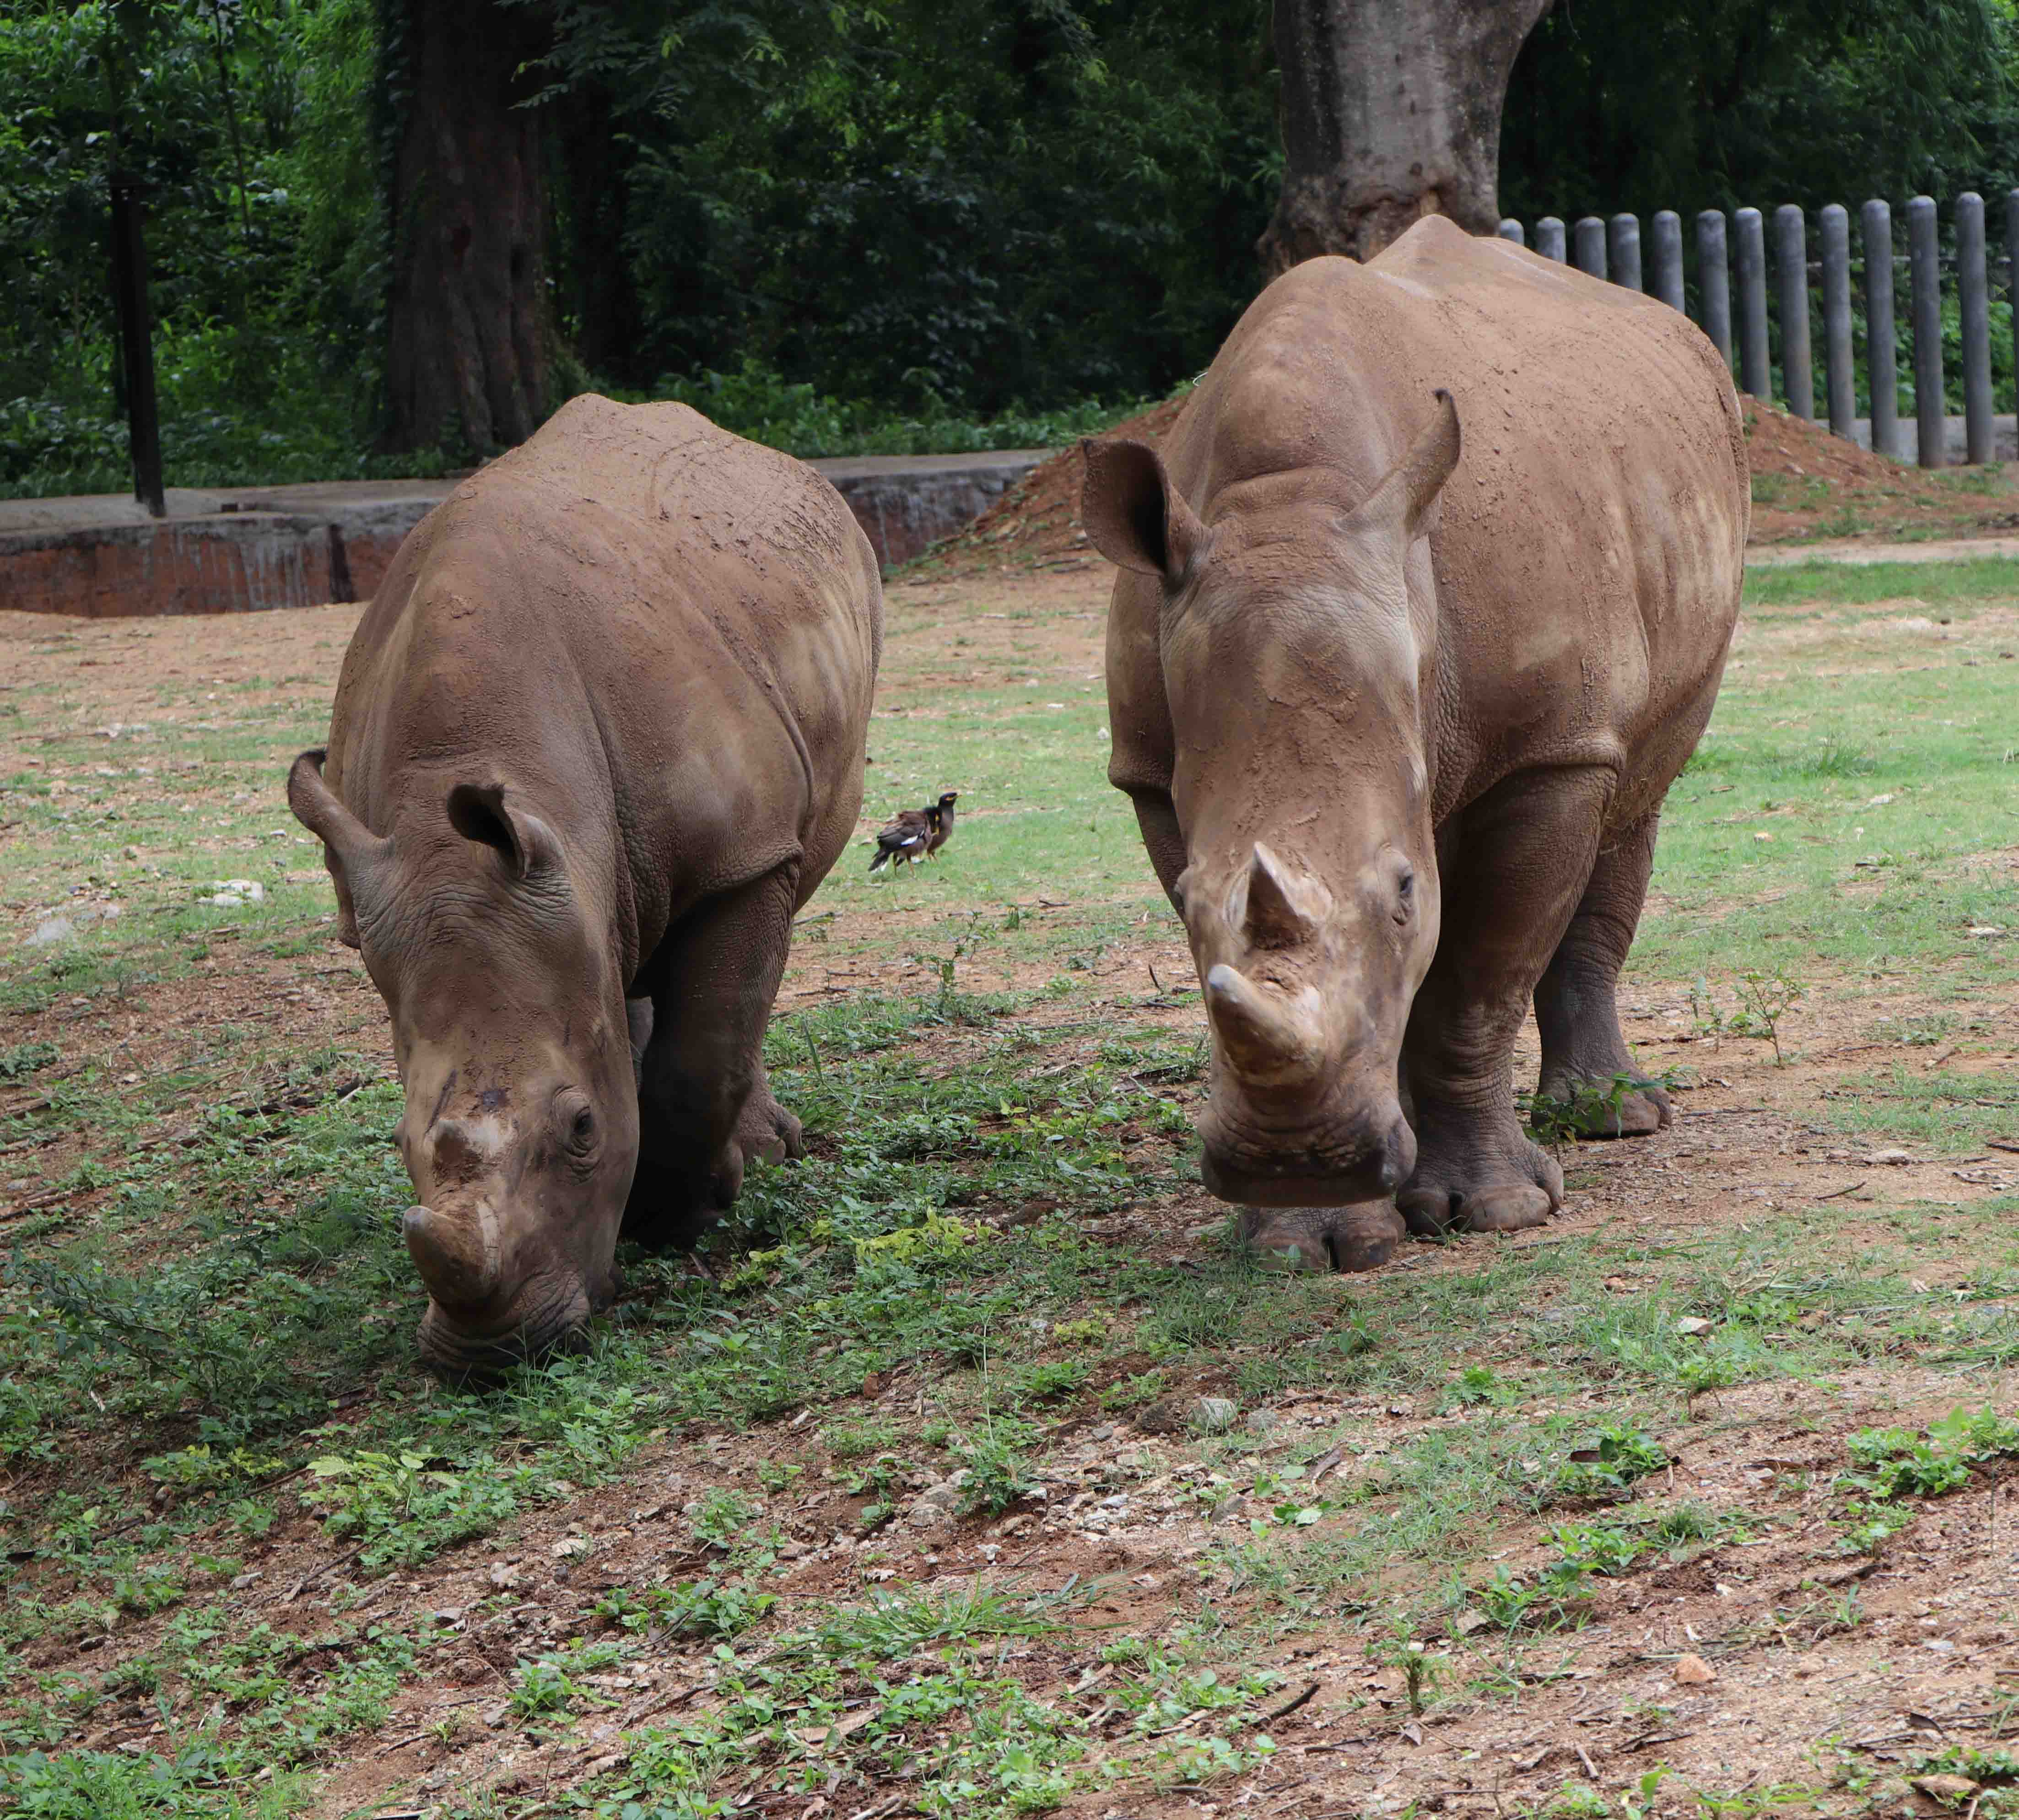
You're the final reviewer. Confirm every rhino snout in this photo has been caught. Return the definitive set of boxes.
[415,1274,598,1383]
[1199,1101,1414,1209]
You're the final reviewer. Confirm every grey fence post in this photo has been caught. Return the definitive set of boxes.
[1574,216,1607,278]
[2009,191,2019,424]
[1735,207,1771,399]
[1536,216,1566,262]
[1650,211,1684,311]
[1774,205,1813,419]
[1863,200,1898,460]
[1820,204,1854,438]
[1609,213,1642,290]
[1497,218,1525,245]
[1697,210,1732,367]
[1958,192,1993,464]
[1908,195,1944,468]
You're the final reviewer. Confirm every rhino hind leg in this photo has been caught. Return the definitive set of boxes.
[1397,767,1616,1237]
[623,861,803,1250]
[1531,810,1672,1140]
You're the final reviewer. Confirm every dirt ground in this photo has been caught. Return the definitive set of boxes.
[5,552,2019,1816]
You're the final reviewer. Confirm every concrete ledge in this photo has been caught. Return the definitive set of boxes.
[1846,412,2019,464]
[813,449,1043,569]
[0,451,1044,618]
[0,482,448,618]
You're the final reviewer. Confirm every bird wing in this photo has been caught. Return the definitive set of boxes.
[876,810,929,850]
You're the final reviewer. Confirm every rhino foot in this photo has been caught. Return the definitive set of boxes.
[1239,1204,1404,1272]
[1532,1068,1671,1140]
[733,1088,805,1170]
[1397,1102,1562,1237]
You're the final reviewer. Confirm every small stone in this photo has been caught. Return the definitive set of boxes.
[1676,1316,1715,1337]
[1868,1148,1913,1165]
[1244,1410,1280,1436]
[550,1534,591,1560]
[1911,1775,1980,1801]
[487,1561,523,1590]
[1135,1396,1191,1435]
[25,916,75,948]
[1136,1394,1238,1436]
[1672,1653,1717,1685]
[903,1481,961,1530]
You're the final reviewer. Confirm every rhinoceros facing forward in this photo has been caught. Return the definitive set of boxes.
[1085,216,1746,1270]
[288,396,882,1372]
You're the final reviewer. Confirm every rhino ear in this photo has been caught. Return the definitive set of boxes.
[1350,388,1462,542]
[1080,437,1210,584]
[446,781,563,881]
[286,748,391,949]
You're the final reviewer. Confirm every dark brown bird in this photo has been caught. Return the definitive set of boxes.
[923,790,959,858]
[868,791,960,872]
[869,804,934,871]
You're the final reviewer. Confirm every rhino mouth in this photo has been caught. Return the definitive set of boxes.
[415,1277,597,1383]
[1199,1115,1415,1210]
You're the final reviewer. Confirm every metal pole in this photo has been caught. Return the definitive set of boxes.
[1574,216,1607,280]
[1536,217,1566,263]
[1820,204,1854,438]
[1735,207,1771,399]
[1650,211,1684,312]
[1908,194,1945,468]
[1957,191,1993,464]
[1497,218,1525,246]
[108,171,165,518]
[1863,200,1898,460]
[2008,191,2019,422]
[1609,213,1642,291]
[1697,210,1732,368]
[1774,205,1813,419]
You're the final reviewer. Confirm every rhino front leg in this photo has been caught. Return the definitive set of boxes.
[1398,767,1614,1237]
[624,859,803,1250]
[1532,809,1672,1138]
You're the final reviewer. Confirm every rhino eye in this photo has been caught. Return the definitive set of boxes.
[557,1090,598,1156]
[1394,869,1415,924]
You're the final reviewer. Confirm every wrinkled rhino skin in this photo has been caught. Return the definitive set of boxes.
[288,396,882,1373]
[1086,217,1746,1264]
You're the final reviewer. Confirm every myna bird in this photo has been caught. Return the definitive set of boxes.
[869,803,934,871]
[868,792,961,872]
[923,791,959,858]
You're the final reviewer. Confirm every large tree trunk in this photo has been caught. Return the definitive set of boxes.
[380,0,552,454]
[1260,0,1552,276]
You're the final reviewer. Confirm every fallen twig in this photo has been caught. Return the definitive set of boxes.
[1264,1681,1320,1722]
[0,1185,78,1223]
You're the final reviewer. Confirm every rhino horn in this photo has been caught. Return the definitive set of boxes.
[1205,964,1324,1086]
[1241,843,1328,949]
[403,1200,502,1312]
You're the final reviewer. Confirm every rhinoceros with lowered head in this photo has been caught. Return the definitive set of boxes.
[1084,215,1746,1271]
[287,396,882,1373]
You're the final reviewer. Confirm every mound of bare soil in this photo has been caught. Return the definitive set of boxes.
[931,388,2019,572]
[932,392,1188,575]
